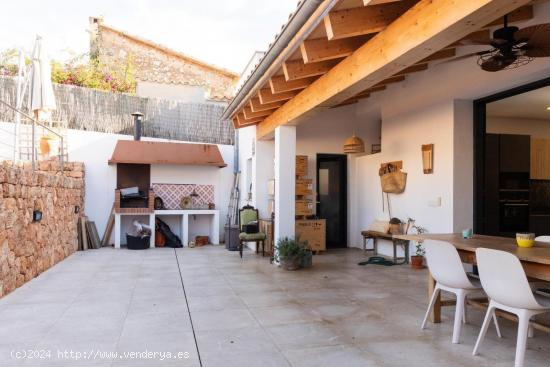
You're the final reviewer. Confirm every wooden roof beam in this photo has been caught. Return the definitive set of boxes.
[418,48,456,63]
[300,35,373,63]
[332,99,360,109]
[451,5,533,46]
[258,88,298,104]
[364,0,404,5]
[373,75,405,88]
[237,112,263,126]
[256,0,531,140]
[394,63,428,76]
[324,0,418,40]
[249,97,284,112]
[356,85,386,98]
[269,75,317,93]
[486,5,532,27]
[232,117,240,129]
[243,106,273,119]
[283,59,342,81]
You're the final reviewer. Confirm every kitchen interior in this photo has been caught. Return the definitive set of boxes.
[484,85,550,237]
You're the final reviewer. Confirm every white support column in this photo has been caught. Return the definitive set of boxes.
[211,212,220,245]
[149,214,155,248]
[114,214,121,249]
[183,214,189,247]
[274,126,296,245]
[253,139,275,218]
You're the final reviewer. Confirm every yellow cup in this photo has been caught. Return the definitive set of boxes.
[516,239,535,248]
[516,233,535,248]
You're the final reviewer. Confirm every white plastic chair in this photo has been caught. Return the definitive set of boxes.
[473,248,550,367]
[421,240,501,344]
[535,236,550,244]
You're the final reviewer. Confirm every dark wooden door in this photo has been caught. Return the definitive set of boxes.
[316,154,347,248]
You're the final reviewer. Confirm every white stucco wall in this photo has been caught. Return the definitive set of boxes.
[346,0,550,255]
[0,127,235,244]
[236,1,550,256]
[71,130,234,243]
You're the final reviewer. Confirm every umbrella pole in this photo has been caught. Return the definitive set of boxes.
[14,50,25,164]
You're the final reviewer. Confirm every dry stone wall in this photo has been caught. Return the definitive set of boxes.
[0,161,85,298]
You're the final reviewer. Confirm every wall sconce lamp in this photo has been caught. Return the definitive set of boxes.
[422,144,434,174]
[32,210,43,222]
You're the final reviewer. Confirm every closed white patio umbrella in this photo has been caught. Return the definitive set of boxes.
[29,36,56,121]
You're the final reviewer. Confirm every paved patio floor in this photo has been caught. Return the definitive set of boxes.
[1,245,550,366]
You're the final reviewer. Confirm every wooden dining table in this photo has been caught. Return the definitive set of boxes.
[394,233,550,332]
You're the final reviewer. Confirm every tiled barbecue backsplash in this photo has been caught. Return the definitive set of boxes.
[152,184,214,209]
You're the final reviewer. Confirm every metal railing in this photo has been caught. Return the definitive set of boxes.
[0,99,64,171]
[0,121,16,161]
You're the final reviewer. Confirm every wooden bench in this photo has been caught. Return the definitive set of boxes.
[361,230,410,264]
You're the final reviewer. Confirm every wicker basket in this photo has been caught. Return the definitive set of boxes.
[380,171,407,194]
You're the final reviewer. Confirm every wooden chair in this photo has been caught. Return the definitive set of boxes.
[238,207,266,258]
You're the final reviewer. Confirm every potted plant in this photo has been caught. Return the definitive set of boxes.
[275,237,308,271]
[410,223,428,269]
[411,241,426,269]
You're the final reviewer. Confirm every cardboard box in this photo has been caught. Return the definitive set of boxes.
[295,200,314,216]
[296,179,313,196]
[296,219,326,251]
[296,155,308,177]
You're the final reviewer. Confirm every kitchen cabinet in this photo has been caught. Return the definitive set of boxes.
[530,214,550,236]
[499,134,530,173]
[531,138,550,180]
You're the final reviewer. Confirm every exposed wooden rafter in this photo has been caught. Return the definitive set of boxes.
[243,106,273,119]
[282,59,342,81]
[258,88,298,104]
[356,85,386,98]
[256,0,531,139]
[324,0,418,40]
[364,0,404,5]
[419,48,456,63]
[237,112,263,126]
[269,75,317,93]
[486,5,533,26]
[249,97,284,112]
[394,63,428,76]
[373,75,405,87]
[232,117,239,129]
[300,35,373,63]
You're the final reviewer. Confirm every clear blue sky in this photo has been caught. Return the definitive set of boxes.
[0,0,297,73]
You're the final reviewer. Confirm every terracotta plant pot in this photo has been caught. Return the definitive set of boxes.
[411,255,425,269]
[39,136,52,156]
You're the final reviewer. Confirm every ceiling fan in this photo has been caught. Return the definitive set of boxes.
[447,15,550,72]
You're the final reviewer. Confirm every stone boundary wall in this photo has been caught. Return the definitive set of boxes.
[0,161,85,298]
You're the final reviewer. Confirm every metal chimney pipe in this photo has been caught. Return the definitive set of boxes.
[131,112,143,141]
